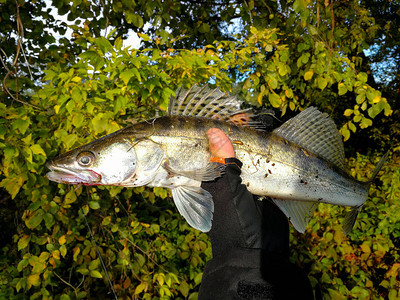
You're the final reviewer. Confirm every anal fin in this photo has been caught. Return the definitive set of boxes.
[171,186,214,232]
[272,199,318,233]
[343,206,362,234]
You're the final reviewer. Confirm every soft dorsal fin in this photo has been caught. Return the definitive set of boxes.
[273,107,345,170]
[168,85,259,127]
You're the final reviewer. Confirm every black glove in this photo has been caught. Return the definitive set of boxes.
[198,158,314,300]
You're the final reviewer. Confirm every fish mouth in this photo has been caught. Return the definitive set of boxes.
[46,164,102,185]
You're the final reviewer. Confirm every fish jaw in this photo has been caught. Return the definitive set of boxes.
[46,164,102,185]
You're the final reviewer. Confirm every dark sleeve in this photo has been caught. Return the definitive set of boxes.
[200,159,314,300]
[201,158,290,258]
[201,158,261,257]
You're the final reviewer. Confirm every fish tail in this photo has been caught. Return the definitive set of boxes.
[368,151,389,184]
[343,152,389,234]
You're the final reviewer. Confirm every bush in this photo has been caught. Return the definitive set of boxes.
[1,30,398,299]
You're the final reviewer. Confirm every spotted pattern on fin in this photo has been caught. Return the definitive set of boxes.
[168,85,259,128]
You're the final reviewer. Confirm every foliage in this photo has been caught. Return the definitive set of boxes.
[1,0,399,299]
[292,153,400,299]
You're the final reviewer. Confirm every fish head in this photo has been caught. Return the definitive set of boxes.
[46,139,137,186]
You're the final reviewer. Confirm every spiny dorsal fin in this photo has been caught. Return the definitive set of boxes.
[168,85,258,127]
[273,107,345,170]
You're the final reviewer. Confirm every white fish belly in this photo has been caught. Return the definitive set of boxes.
[238,152,368,208]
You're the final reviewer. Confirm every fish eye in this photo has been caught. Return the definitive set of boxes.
[77,151,95,167]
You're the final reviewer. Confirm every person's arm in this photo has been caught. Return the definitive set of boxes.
[200,128,314,300]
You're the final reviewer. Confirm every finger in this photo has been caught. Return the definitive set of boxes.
[206,128,235,158]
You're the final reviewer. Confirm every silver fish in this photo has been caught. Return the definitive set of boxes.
[46,85,387,233]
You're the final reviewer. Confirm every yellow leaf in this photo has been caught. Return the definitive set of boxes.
[135,282,147,294]
[157,274,164,286]
[71,76,81,83]
[343,109,353,117]
[52,250,60,260]
[334,230,345,244]
[387,263,400,278]
[58,235,66,245]
[360,243,371,254]
[373,95,381,103]
[304,70,314,81]
[27,273,40,289]
[73,247,81,262]
[54,105,61,114]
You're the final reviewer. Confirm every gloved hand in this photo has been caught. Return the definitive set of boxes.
[198,128,314,300]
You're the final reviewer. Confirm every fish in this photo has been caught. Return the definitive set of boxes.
[46,84,387,233]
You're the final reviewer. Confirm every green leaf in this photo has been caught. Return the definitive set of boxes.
[357,72,368,83]
[367,101,385,118]
[65,189,77,204]
[268,76,278,89]
[30,144,47,157]
[77,268,89,275]
[90,270,103,278]
[60,245,67,257]
[356,93,366,104]
[18,235,31,251]
[89,201,100,210]
[94,37,113,54]
[340,125,350,141]
[198,22,210,33]
[278,62,290,76]
[317,77,328,90]
[60,294,71,300]
[360,117,373,129]
[12,118,31,135]
[194,272,203,286]
[25,209,44,229]
[348,121,357,133]
[338,83,347,96]
[89,259,100,270]
[308,25,318,35]
[72,113,84,128]
[126,12,144,28]
[268,93,281,108]
[76,292,87,299]
[293,0,306,12]
[120,69,136,84]
[179,281,189,297]
[102,216,111,226]
[0,176,24,199]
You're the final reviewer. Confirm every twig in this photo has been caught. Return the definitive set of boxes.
[53,271,82,297]
[81,207,119,300]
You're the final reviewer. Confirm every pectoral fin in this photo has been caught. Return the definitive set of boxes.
[171,186,214,232]
[272,199,318,233]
